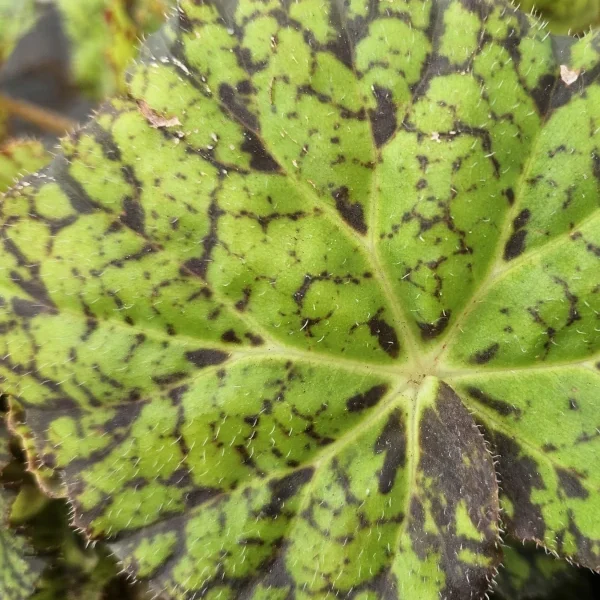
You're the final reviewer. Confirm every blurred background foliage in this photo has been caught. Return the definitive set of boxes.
[0,0,599,598]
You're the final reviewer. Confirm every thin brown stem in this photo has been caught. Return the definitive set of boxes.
[0,92,77,135]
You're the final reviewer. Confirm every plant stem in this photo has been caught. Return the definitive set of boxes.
[0,92,77,136]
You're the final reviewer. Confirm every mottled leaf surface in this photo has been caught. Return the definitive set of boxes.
[0,0,599,599]
[0,420,10,473]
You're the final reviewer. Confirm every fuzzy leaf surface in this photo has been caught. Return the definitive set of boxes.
[0,0,600,598]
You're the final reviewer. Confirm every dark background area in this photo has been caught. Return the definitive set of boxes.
[1,3,93,143]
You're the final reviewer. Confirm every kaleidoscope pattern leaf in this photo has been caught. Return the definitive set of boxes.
[0,0,599,599]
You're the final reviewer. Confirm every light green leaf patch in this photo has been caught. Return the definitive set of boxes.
[0,141,51,194]
[0,0,599,599]
[0,419,10,472]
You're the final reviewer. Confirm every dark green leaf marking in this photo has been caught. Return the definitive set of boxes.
[519,0,600,34]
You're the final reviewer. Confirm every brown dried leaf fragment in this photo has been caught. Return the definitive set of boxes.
[137,100,182,128]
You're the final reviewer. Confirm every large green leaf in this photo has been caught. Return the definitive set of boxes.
[1,0,599,598]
